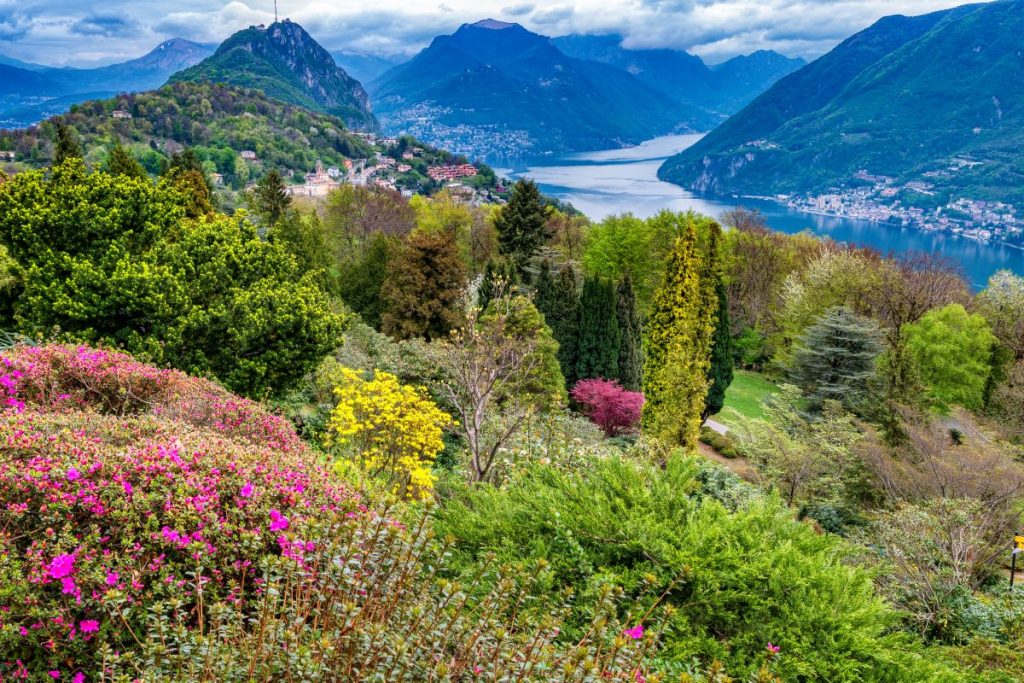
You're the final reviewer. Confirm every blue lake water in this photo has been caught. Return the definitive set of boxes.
[499,134,1024,290]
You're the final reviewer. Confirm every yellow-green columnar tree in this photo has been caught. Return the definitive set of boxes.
[642,222,717,448]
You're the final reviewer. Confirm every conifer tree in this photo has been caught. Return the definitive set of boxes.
[106,144,147,179]
[381,230,468,341]
[494,179,547,278]
[703,278,734,420]
[616,273,643,391]
[575,276,620,382]
[699,222,734,421]
[642,224,715,448]
[790,306,882,412]
[53,121,81,166]
[535,263,581,387]
[251,169,291,226]
[477,259,516,310]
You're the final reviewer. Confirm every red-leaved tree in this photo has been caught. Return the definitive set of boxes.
[571,378,644,436]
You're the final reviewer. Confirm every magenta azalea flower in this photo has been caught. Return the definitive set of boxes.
[269,509,289,531]
[66,468,81,482]
[767,642,781,654]
[79,620,99,633]
[623,624,644,640]
[47,554,75,579]
[240,482,254,498]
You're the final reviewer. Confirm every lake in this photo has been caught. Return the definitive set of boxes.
[499,134,1024,290]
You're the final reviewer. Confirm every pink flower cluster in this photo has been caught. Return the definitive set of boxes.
[0,344,360,677]
[0,344,302,452]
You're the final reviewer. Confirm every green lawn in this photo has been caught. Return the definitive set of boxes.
[716,370,780,428]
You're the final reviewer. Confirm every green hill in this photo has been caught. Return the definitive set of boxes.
[658,1,1024,205]
[0,82,374,189]
[170,20,376,131]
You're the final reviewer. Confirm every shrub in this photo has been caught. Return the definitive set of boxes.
[571,378,644,436]
[436,454,960,682]
[698,426,742,458]
[327,367,451,500]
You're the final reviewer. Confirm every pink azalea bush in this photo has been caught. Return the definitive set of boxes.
[0,344,355,677]
[571,378,644,437]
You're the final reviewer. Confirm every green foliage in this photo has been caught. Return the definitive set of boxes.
[575,276,621,382]
[249,168,291,225]
[535,262,580,388]
[266,210,332,286]
[53,120,81,165]
[789,306,882,412]
[104,142,147,179]
[642,224,715,448]
[736,385,862,513]
[381,229,468,341]
[703,267,734,421]
[0,160,344,397]
[477,258,516,310]
[904,304,997,411]
[716,370,780,428]
[436,454,957,682]
[616,273,643,391]
[337,232,398,329]
[494,179,547,277]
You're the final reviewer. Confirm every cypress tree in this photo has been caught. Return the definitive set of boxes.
[575,276,620,382]
[702,278,734,420]
[790,306,882,412]
[494,179,547,279]
[534,260,579,386]
[642,223,715,448]
[616,273,643,391]
[53,121,81,166]
[106,143,147,179]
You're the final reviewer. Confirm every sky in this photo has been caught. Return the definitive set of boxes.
[0,0,992,67]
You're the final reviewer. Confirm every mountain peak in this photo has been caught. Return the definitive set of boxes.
[169,19,376,130]
[472,19,518,30]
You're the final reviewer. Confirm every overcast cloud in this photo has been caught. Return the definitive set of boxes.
[0,0,992,67]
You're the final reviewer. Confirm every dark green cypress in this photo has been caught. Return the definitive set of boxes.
[575,276,620,382]
[106,143,147,179]
[535,263,580,387]
[702,278,734,420]
[616,274,643,391]
[494,179,547,279]
[251,169,292,226]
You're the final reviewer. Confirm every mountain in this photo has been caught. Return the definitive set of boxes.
[330,50,403,84]
[368,20,693,160]
[658,1,1024,206]
[170,20,375,131]
[0,39,214,128]
[552,35,803,119]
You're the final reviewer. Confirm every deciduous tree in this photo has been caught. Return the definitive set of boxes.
[904,304,995,410]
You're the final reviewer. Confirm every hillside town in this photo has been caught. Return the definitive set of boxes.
[785,168,1024,246]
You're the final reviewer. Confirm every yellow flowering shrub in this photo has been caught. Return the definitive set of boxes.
[328,367,451,500]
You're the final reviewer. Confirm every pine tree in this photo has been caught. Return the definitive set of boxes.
[478,259,516,310]
[251,169,291,226]
[642,224,715,448]
[575,276,620,382]
[381,230,468,341]
[53,122,81,166]
[106,144,147,179]
[703,278,734,420]
[790,306,882,412]
[616,274,643,391]
[494,179,547,279]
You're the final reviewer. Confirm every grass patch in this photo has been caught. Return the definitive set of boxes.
[716,370,780,428]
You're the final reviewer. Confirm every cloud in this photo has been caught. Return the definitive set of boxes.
[70,15,139,37]
[0,0,996,67]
